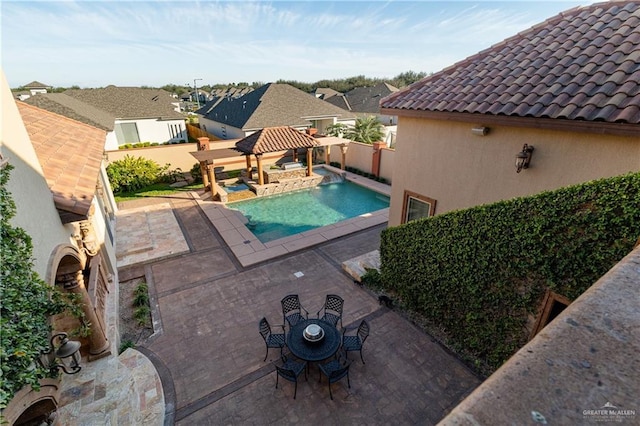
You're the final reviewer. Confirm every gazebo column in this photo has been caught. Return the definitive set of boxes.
[340,143,348,170]
[245,154,252,180]
[325,145,331,165]
[292,148,298,163]
[206,161,217,197]
[306,148,313,176]
[255,153,264,185]
[200,161,209,189]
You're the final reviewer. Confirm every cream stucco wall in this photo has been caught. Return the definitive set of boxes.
[389,116,640,226]
[0,72,75,278]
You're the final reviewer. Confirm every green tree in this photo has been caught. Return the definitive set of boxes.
[325,123,348,137]
[0,165,70,409]
[344,116,385,144]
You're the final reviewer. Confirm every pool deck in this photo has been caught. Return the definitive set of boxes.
[198,170,391,267]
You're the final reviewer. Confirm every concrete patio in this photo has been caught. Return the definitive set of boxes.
[115,191,482,425]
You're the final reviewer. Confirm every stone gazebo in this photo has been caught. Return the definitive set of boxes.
[234,126,324,197]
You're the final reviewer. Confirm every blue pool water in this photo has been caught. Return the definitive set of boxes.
[228,181,389,243]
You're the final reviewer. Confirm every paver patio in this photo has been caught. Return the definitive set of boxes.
[117,193,481,425]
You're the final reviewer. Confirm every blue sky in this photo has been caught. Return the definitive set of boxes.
[2,1,593,88]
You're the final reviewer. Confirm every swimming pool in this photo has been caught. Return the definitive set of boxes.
[228,180,390,243]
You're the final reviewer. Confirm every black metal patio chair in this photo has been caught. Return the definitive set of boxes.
[316,294,344,329]
[318,348,351,400]
[275,353,307,399]
[281,294,309,328]
[342,319,370,364]
[259,317,286,362]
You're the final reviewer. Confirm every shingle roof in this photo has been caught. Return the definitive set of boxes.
[23,93,115,131]
[63,86,184,120]
[24,81,51,89]
[235,126,319,154]
[201,83,355,130]
[381,1,640,125]
[333,83,398,114]
[16,101,106,221]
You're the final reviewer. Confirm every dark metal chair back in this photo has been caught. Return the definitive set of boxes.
[357,319,370,344]
[281,294,307,327]
[259,317,271,340]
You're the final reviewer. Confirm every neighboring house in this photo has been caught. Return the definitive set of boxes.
[181,89,209,105]
[24,80,51,95]
[211,86,254,99]
[324,82,399,146]
[1,72,119,422]
[197,83,356,139]
[61,86,187,149]
[13,80,52,101]
[380,1,640,227]
[313,87,341,100]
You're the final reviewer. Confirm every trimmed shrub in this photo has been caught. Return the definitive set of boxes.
[106,155,167,194]
[379,172,640,372]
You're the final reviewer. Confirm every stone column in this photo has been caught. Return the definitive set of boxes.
[325,145,331,165]
[58,271,110,360]
[255,154,264,185]
[197,137,210,151]
[340,144,348,170]
[371,141,385,178]
[306,148,313,176]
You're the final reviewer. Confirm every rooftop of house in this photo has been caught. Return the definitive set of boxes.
[381,1,640,125]
[23,80,51,89]
[234,126,319,154]
[199,83,355,131]
[325,82,398,114]
[63,85,184,120]
[16,101,106,222]
[22,93,115,131]
[211,86,254,98]
[314,87,342,100]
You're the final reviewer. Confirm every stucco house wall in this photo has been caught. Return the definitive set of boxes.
[388,117,640,226]
[1,74,74,277]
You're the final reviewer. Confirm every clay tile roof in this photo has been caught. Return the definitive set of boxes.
[381,1,640,125]
[235,126,319,155]
[16,101,106,219]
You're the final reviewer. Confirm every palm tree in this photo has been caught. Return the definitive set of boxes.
[344,116,385,144]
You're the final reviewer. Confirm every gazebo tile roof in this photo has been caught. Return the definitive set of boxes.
[235,127,319,155]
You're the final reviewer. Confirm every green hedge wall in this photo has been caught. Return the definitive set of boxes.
[379,172,640,370]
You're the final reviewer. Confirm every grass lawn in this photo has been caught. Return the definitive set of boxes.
[114,182,203,202]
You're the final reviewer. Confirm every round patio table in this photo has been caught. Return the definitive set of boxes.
[287,319,341,362]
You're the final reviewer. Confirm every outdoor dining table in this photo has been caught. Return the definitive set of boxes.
[287,319,341,362]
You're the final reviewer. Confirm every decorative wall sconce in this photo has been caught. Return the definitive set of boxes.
[471,126,489,136]
[38,332,82,375]
[515,144,534,173]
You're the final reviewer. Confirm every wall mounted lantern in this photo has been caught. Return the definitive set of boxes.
[515,144,534,173]
[38,332,82,375]
[471,126,489,136]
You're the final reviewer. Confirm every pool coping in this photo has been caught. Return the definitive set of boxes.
[195,169,390,267]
